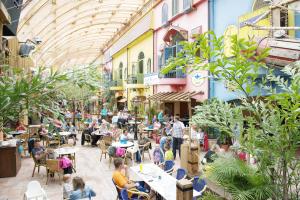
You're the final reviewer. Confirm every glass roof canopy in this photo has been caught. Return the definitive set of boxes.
[18,0,146,68]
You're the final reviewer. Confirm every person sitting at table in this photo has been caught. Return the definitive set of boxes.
[38,124,52,140]
[65,122,77,145]
[160,132,173,153]
[81,123,92,146]
[151,116,157,124]
[111,111,119,126]
[16,121,26,131]
[164,122,172,136]
[69,176,96,200]
[32,140,47,164]
[112,158,149,195]
[164,143,174,161]
[153,119,161,129]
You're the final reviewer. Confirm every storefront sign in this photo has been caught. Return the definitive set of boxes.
[144,72,159,86]
[191,71,206,86]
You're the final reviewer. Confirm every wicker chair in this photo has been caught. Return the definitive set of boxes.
[99,140,108,161]
[31,153,47,177]
[46,159,63,185]
[139,142,151,161]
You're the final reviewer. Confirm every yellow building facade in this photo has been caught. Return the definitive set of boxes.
[110,11,154,112]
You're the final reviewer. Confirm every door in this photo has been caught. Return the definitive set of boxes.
[164,103,174,116]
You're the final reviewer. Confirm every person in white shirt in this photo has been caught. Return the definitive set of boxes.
[171,116,185,159]
[63,174,73,199]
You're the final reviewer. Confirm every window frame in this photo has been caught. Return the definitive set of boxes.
[172,0,179,16]
[162,3,169,25]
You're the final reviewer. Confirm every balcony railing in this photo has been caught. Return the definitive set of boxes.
[111,79,123,87]
[160,67,186,78]
[127,73,144,84]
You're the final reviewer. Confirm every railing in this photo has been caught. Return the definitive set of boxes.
[160,67,186,78]
[127,73,144,84]
[111,79,123,87]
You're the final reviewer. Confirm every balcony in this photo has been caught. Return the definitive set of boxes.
[109,79,124,91]
[155,67,187,85]
[126,73,147,89]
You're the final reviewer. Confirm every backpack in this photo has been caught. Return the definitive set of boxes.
[116,147,126,157]
[108,146,116,157]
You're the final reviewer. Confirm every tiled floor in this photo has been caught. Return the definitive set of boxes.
[0,138,182,200]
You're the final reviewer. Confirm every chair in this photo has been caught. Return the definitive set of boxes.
[46,159,63,185]
[112,179,150,200]
[99,140,108,161]
[139,142,151,161]
[192,176,207,199]
[46,134,60,148]
[176,168,187,180]
[59,144,76,169]
[32,153,47,177]
[164,160,175,174]
[84,134,92,145]
[103,135,113,146]
[24,181,47,200]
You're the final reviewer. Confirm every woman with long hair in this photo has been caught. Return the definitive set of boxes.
[69,176,96,200]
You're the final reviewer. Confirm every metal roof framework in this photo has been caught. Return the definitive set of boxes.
[17,0,147,68]
[148,91,204,102]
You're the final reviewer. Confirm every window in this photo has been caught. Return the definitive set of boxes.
[132,64,136,75]
[147,58,151,73]
[172,0,179,16]
[119,62,123,79]
[138,52,144,74]
[183,0,192,10]
[162,3,168,24]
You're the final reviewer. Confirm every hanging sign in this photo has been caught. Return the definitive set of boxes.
[191,71,206,86]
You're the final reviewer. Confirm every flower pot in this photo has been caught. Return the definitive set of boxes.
[221,144,230,152]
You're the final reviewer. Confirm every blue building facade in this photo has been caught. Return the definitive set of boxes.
[208,0,253,101]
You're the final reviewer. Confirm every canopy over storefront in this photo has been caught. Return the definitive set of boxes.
[148,91,204,102]
[17,0,146,68]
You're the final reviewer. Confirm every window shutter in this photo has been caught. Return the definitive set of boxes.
[164,47,173,64]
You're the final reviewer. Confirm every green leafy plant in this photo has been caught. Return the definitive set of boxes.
[206,156,274,200]
[162,31,300,199]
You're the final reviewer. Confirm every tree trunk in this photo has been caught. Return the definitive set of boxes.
[282,157,288,200]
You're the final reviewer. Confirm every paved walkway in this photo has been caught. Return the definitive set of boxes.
[0,137,182,200]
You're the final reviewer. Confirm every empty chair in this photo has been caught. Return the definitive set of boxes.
[24,181,47,200]
[164,160,175,174]
[99,140,108,161]
[176,168,187,180]
[46,159,63,185]
[192,176,207,199]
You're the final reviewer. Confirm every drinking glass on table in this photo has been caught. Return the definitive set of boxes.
[139,163,143,172]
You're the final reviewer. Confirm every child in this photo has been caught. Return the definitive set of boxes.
[164,143,174,161]
[153,144,164,165]
[59,156,73,174]
[63,174,73,199]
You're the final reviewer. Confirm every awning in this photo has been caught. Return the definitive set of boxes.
[118,98,127,103]
[148,91,203,102]
[163,26,188,43]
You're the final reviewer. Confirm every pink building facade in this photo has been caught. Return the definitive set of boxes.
[152,0,209,104]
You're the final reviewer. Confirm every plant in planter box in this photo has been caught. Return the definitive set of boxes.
[163,31,300,199]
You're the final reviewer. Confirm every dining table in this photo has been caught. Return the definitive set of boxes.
[112,141,134,148]
[130,163,177,200]
[54,147,76,156]
[130,163,203,199]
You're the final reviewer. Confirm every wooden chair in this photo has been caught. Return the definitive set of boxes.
[99,140,108,161]
[59,144,76,169]
[46,159,63,185]
[46,134,60,148]
[103,135,112,146]
[139,142,151,161]
[84,134,92,145]
[31,153,47,177]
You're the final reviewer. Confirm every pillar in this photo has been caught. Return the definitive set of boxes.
[176,179,193,200]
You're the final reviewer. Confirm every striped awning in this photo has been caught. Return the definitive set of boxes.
[148,91,203,102]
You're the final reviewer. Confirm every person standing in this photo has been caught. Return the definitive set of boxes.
[100,106,108,120]
[157,110,164,123]
[171,116,185,160]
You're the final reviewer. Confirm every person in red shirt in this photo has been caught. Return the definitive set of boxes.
[16,121,26,131]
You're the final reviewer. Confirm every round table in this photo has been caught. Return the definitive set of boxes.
[112,141,134,148]
[54,147,76,156]
[10,130,26,137]
[58,132,72,137]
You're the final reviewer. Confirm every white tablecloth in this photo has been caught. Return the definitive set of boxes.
[130,163,176,200]
[112,141,134,148]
